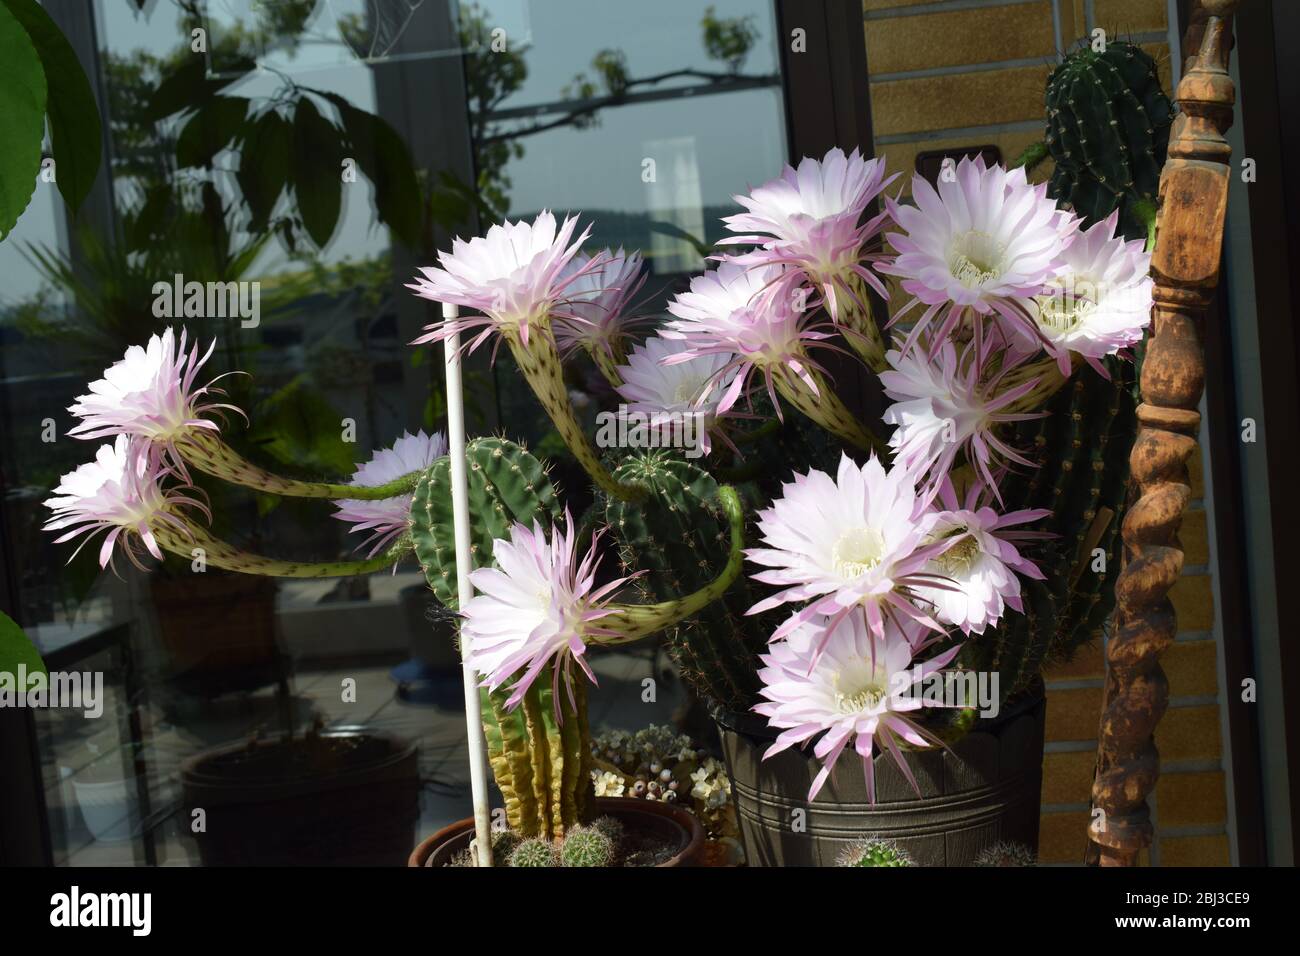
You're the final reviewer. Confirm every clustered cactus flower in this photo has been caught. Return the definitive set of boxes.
[46,102,1157,859]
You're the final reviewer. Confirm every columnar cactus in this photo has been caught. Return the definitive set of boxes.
[1044,40,1174,243]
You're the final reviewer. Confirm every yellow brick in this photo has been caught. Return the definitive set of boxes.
[870,64,1050,137]
[1042,750,1095,805]
[1160,834,1230,866]
[1156,772,1227,828]
[1044,637,1105,681]
[1045,686,1103,743]
[1060,0,1088,44]
[1163,640,1219,697]
[865,2,1055,76]
[1188,449,1205,497]
[1157,705,1222,763]
[1094,0,1167,35]
[864,0,939,11]
[1180,508,1209,566]
[1038,810,1090,863]
[1170,575,1215,632]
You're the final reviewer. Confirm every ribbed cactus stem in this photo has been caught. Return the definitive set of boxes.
[505,330,644,502]
[996,355,1072,414]
[588,345,625,390]
[835,275,888,374]
[179,430,421,500]
[598,485,746,642]
[774,366,888,456]
[153,519,406,577]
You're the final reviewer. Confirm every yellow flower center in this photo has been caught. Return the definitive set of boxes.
[832,526,887,579]
[935,535,981,576]
[949,231,1006,288]
[1035,292,1096,335]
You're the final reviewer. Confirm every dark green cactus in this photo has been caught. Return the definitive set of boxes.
[1044,39,1174,243]
[968,355,1138,697]
[602,450,770,711]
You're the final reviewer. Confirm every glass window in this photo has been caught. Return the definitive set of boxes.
[0,0,786,865]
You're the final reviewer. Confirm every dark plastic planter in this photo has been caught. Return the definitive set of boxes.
[408,796,706,867]
[181,728,419,866]
[712,689,1047,866]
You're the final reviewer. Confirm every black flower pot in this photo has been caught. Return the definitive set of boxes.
[712,688,1046,866]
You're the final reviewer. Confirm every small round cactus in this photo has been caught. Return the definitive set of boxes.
[559,826,616,868]
[590,815,624,848]
[974,841,1037,867]
[837,839,914,867]
[490,828,522,860]
[508,837,559,868]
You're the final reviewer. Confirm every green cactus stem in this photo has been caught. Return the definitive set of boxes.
[508,838,559,867]
[152,520,406,577]
[588,345,625,390]
[1044,40,1174,242]
[504,327,644,502]
[773,364,888,456]
[596,484,747,643]
[179,429,422,500]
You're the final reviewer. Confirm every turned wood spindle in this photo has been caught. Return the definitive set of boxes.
[1086,0,1244,867]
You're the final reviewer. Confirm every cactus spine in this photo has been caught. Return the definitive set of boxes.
[837,839,914,867]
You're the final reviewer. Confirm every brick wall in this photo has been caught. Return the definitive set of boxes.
[862,0,1233,865]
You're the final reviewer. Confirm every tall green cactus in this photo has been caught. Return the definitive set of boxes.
[1044,40,1174,243]
[966,355,1138,695]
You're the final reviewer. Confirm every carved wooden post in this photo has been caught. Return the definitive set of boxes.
[1087,0,1243,866]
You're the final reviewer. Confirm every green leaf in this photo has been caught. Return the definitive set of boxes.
[1,0,101,214]
[312,89,422,246]
[144,53,253,122]
[236,109,291,233]
[248,377,355,477]
[176,95,248,168]
[0,610,46,680]
[647,219,710,259]
[291,96,343,249]
[0,1,47,241]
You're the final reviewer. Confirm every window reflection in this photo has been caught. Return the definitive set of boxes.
[0,0,785,865]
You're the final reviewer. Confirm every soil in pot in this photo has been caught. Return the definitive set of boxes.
[713,687,1047,867]
[182,728,419,866]
[408,797,706,867]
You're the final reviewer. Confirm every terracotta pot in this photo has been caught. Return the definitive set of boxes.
[712,688,1047,867]
[408,797,706,867]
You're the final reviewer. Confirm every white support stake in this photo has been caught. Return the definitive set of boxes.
[443,303,495,867]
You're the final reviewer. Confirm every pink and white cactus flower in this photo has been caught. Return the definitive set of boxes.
[661,259,837,414]
[551,248,647,360]
[1017,210,1154,376]
[880,155,1077,355]
[408,211,592,353]
[721,147,896,320]
[332,430,448,557]
[754,609,962,801]
[66,327,239,474]
[614,336,737,457]
[462,513,635,710]
[745,453,948,644]
[913,479,1052,635]
[42,435,208,570]
[880,339,1044,500]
